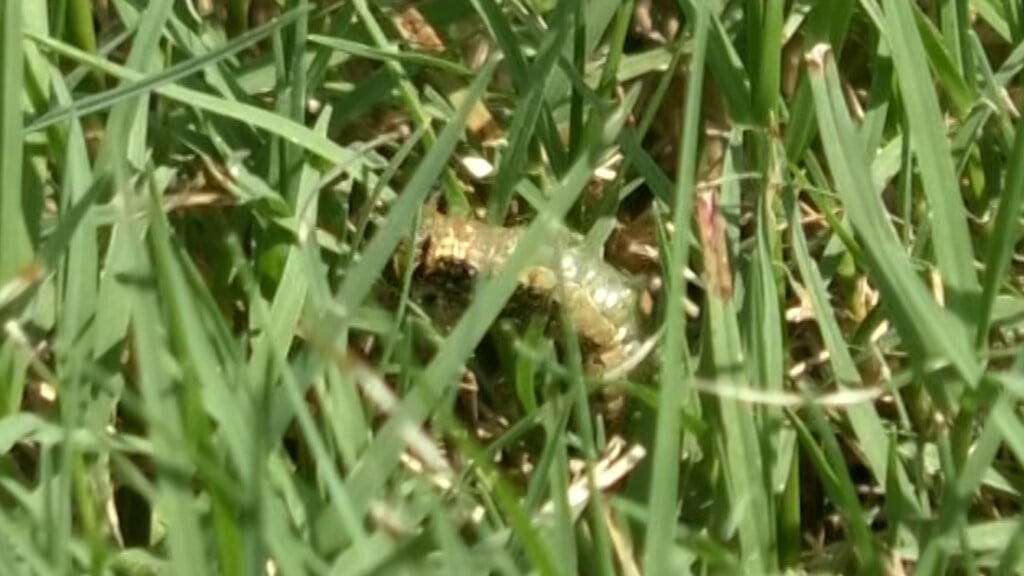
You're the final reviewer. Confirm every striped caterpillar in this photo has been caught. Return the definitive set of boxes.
[400,207,651,378]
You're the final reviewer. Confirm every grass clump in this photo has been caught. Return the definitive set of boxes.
[2,1,1024,574]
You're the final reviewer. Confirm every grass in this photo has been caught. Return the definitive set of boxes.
[3,1,1024,574]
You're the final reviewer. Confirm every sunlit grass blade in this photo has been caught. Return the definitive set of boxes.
[470,0,568,172]
[52,69,97,576]
[782,0,856,160]
[143,176,252,470]
[914,4,975,115]
[747,143,791,560]
[122,217,210,576]
[227,231,369,552]
[881,0,981,336]
[678,1,752,124]
[752,0,783,122]
[784,187,919,500]
[977,119,1024,345]
[805,43,981,386]
[65,0,100,87]
[700,248,775,571]
[307,34,472,76]
[0,0,32,283]
[644,7,705,574]
[93,0,174,172]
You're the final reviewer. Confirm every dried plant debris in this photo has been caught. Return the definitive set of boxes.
[398,206,652,378]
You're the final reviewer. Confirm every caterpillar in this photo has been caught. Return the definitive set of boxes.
[400,206,651,378]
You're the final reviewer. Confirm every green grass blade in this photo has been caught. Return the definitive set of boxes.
[753,0,783,121]
[0,0,32,284]
[977,119,1024,345]
[93,0,173,172]
[805,44,981,385]
[51,68,97,576]
[914,4,975,115]
[470,0,568,171]
[782,0,856,160]
[788,407,884,572]
[643,6,707,574]
[784,185,922,515]
[679,1,752,123]
[351,0,469,212]
[121,216,211,576]
[307,34,472,76]
[882,0,981,335]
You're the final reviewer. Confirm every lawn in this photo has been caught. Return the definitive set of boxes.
[2,1,1024,574]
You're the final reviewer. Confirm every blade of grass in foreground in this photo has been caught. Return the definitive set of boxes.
[699,199,775,571]
[805,44,981,386]
[247,127,327,389]
[53,71,98,576]
[93,0,173,171]
[752,0,783,122]
[123,212,210,576]
[643,6,707,575]
[788,406,884,571]
[977,117,1024,345]
[0,0,33,421]
[145,182,254,574]
[98,8,205,571]
[0,0,31,283]
[785,188,920,501]
[227,226,369,551]
[882,0,981,336]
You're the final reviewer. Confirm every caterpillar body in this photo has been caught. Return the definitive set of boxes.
[401,207,649,377]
